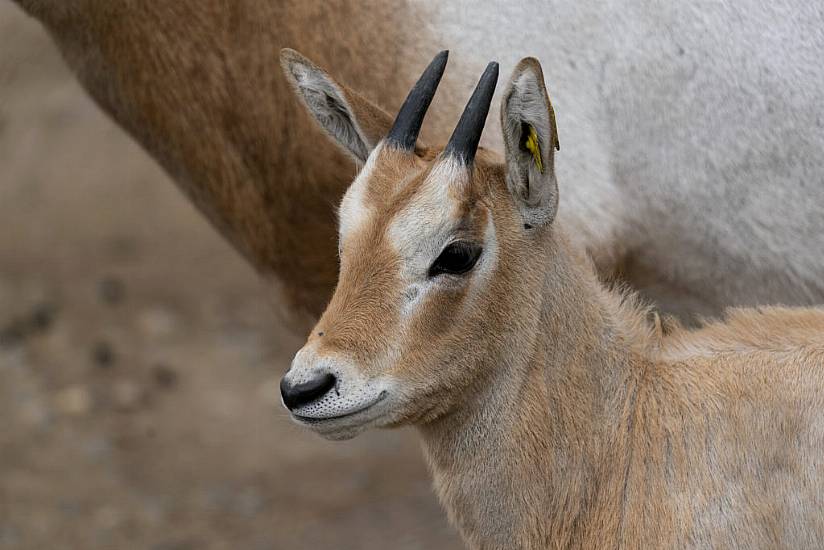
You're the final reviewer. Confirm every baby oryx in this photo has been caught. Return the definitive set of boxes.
[279,49,824,549]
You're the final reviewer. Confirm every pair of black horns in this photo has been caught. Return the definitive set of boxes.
[385,50,499,165]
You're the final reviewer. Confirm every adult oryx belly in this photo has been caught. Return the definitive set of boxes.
[424,1,824,319]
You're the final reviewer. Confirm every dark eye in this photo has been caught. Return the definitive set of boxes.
[428,241,483,278]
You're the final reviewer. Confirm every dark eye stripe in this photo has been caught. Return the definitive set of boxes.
[428,241,483,278]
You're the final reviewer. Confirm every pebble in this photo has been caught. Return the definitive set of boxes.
[30,302,57,332]
[98,276,126,306]
[152,363,178,389]
[0,302,57,349]
[54,384,93,416]
[112,379,144,411]
[92,340,116,368]
[0,321,25,348]
[137,307,178,338]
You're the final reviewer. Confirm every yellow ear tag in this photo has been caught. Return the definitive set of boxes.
[524,125,544,174]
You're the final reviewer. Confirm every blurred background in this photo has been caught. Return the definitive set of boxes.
[0,4,458,549]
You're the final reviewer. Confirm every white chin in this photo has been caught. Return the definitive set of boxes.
[295,414,374,440]
[289,390,391,439]
[292,396,391,440]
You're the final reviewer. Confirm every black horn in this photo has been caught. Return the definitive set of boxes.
[443,61,499,164]
[385,50,449,151]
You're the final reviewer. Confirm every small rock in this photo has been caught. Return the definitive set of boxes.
[0,304,57,347]
[92,341,116,368]
[152,363,178,389]
[98,276,125,306]
[112,379,145,411]
[137,307,178,338]
[30,302,57,332]
[54,385,93,416]
[0,320,25,348]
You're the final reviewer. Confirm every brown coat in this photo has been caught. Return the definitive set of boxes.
[280,52,824,549]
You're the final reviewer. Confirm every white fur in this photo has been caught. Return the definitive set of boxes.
[388,158,468,267]
[417,0,824,318]
[283,343,395,439]
[388,159,470,321]
[338,143,382,242]
[388,158,498,329]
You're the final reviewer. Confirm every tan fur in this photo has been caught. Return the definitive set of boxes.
[12,0,431,317]
[661,307,824,361]
[281,54,824,549]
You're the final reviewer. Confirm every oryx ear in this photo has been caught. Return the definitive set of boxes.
[500,58,560,228]
[280,48,393,164]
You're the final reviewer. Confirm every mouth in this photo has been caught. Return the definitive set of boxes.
[292,391,388,425]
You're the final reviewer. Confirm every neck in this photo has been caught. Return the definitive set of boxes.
[419,231,646,549]
[20,0,422,318]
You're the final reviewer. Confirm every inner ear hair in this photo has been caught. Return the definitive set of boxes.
[280,49,388,163]
[302,81,370,160]
[501,58,560,228]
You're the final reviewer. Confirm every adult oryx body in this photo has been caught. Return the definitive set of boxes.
[279,50,824,550]
[11,0,824,319]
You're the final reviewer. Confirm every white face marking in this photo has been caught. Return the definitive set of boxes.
[384,158,499,324]
[285,343,391,419]
[388,158,468,267]
[338,142,383,242]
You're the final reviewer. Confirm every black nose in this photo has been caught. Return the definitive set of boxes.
[280,372,337,410]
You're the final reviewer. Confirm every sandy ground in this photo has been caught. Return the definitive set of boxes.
[0,4,460,549]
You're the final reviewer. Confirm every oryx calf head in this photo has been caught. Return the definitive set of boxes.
[279,49,559,439]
